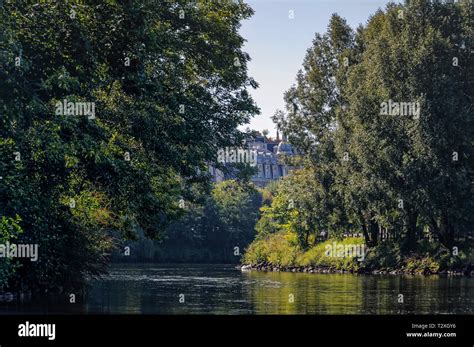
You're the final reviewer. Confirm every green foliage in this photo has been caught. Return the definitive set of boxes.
[0,1,258,290]
[0,215,23,289]
[242,2,473,274]
[113,180,262,263]
[255,191,292,237]
[244,230,471,273]
[269,2,473,253]
[438,250,471,270]
[0,215,23,242]
[243,232,300,267]
[297,237,364,271]
[244,234,364,271]
[362,242,402,270]
[360,239,473,272]
[255,167,351,246]
[404,256,440,274]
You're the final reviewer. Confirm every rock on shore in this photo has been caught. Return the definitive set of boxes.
[239,263,472,276]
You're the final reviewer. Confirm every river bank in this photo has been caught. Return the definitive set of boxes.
[239,262,472,276]
[242,234,473,277]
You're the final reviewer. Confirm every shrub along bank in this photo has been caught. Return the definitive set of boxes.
[242,233,473,275]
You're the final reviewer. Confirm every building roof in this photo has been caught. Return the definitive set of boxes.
[277,141,294,155]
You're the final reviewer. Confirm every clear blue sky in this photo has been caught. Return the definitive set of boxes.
[239,0,400,137]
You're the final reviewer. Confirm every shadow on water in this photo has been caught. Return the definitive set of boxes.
[0,264,472,314]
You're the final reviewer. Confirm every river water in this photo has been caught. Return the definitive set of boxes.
[1,263,472,314]
[82,263,472,314]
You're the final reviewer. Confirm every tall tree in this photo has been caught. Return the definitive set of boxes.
[0,0,258,291]
[273,1,473,250]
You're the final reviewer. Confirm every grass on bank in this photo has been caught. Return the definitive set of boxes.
[243,233,364,271]
[243,232,473,273]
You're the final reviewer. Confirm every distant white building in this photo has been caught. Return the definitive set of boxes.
[209,131,298,187]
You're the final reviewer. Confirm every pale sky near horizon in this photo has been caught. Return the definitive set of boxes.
[239,0,401,137]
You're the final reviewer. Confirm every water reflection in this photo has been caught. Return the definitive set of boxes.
[244,270,473,314]
[0,264,472,314]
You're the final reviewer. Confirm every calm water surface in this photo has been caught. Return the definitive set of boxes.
[2,264,472,314]
[85,264,472,314]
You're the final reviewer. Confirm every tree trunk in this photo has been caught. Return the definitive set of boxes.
[369,219,379,246]
[440,210,454,248]
[405,211,418,251]
[358,211,372,246]
[304,230,310,247]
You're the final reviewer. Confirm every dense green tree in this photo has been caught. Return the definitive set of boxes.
[270,1,472,254]
[114,179,261,263]
[0,1,258,291]
[338,1,473,249]
[272,14,354,246]
[255,166,349,248]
